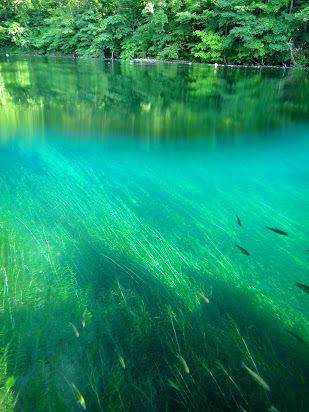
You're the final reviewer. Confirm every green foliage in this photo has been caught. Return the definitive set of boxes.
[157,42,181,60]
[121,4,170,59]
[42,7,75,54]
[120,35,145,59]
[0,23,10,48]
[194,30,224,62]
[8,22,25,47]
[72,8,105,57]
[0,0,309,66]
[100,14,132,58]
[0,354,16,411]
[21,8,51,54]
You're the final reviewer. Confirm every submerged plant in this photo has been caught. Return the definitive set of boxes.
[0,145,308,411]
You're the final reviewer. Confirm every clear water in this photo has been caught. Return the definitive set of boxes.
[0,56,309,411]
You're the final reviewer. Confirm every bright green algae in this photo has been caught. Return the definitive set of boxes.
[0,57,309,411]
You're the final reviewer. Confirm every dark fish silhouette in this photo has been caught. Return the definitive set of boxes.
[284,329,307,345]
[235,245,250,256]
[296,282,309,293]
[265,226,288,236]
[236,215,242,226]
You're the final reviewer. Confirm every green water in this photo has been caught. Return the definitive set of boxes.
[0,56,309,412]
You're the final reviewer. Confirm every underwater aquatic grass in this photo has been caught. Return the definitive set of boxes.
[0,146,308,411]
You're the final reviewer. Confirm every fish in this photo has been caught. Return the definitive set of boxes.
[178,355,190,373]
[71,383,86,410]
[265,226,288,236]
[268,406,281,412]
[235,245,250,256]
[284,329,306,345]
[54,366,86,410]
[119,355,125,369]
[69,322,79,337]
[81,309,87,328]
[242,362,270,392]
[296,282,309,293]
[194,290,210,303]
[236,214,242,226]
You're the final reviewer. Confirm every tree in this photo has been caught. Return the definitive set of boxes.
[0,0,308,65]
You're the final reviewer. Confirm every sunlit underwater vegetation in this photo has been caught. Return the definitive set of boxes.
[0,133,309,411]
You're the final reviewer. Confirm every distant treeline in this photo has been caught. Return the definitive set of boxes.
[0,0,308,66]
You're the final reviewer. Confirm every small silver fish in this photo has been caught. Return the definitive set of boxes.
[242,362,270,392]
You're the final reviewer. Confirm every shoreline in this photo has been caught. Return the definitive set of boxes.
[0,52,306,70]
[129,58,298,69]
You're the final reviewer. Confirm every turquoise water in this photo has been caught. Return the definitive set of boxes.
[0,56,309,411]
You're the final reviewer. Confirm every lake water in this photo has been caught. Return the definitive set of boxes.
[0,56,309,411]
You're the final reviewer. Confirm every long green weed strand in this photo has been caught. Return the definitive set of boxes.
[2,269,14,330]
[169,308,181,354]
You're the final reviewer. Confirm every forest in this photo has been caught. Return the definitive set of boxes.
[0,0,308,66]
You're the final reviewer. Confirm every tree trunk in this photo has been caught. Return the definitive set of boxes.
[68,0,72,14]
[287,39,297,66]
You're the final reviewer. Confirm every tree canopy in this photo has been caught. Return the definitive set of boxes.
[0,0,308,66]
